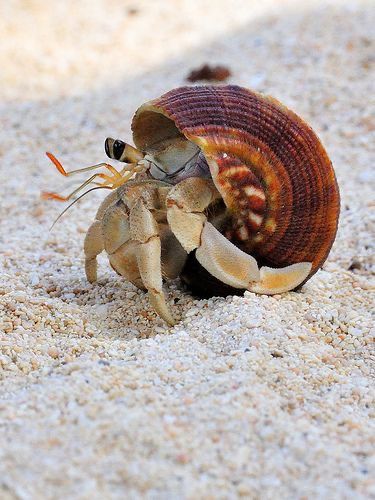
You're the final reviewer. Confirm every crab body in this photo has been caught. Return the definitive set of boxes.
[82,85,340,324]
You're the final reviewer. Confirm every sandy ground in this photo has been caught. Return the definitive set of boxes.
[0,0,374,498]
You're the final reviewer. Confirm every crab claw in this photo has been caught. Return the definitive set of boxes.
[195,222,260,288]
[249,262,312,294]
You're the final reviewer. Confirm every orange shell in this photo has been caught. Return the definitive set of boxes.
[131,85,340,285]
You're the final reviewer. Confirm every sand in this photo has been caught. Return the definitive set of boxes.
[0,0,374,498]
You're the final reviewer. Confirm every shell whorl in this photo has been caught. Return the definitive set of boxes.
[132,85,340,281]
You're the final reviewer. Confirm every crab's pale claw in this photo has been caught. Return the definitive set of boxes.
[188,221,312,293]
[130,199,176,325]
[167,177,313,296]
[185,221,312,293]
[195,222,260,288]
[249,262,312,294]
[102,204,130,254]
[167,178,260,289]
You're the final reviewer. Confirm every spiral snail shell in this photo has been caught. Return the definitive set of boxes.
[131,85,340,297]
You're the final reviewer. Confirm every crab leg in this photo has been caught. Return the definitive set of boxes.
[167,177,312,294]
[84,190,120,282]
[84,220,104,283]
[166,177,220,252]
[129,198,176,325]
[101,203,146,290]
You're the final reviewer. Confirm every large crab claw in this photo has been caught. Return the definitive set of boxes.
[195,222,312,293]
[167,177,312,298]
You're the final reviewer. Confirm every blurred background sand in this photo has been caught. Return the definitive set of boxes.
[0,1,374,498]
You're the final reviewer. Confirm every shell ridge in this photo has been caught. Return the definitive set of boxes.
[132,85,340,279]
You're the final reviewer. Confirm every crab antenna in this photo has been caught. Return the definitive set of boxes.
[42,171,114,201]
[49,186,112,230]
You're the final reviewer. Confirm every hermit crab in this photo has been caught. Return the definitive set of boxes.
[44,85,340,325]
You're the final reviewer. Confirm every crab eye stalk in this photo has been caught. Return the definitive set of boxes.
[105,137,144,164]
[105,137,125,160]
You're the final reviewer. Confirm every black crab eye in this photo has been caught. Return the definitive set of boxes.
[113,139,125,160]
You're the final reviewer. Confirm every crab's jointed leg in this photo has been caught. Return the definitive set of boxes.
[84,181,179,324]
[84,220,104,283]
[129,198,176,325]
[85,189,148,290]
[102,203,146,290]
[167,177,312,294]
[84,190,120,282]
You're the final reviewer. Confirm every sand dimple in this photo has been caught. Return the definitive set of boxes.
[0,0,374,498]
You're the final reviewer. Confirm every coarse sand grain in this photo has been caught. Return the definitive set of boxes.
[0,0,374,498]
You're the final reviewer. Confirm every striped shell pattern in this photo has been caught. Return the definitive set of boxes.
[132,85,340,293]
